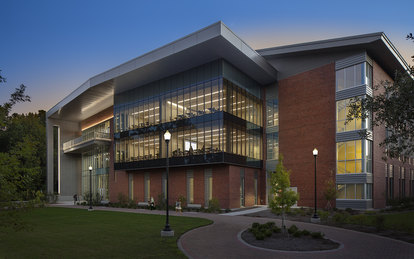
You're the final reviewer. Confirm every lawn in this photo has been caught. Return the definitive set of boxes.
[365,211,414,232]
[0,207,212,258]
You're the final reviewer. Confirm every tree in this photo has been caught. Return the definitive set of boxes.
[0,69,45,231]
[347,34,414,159]
[268,155,299,233]
[323,170,337,210]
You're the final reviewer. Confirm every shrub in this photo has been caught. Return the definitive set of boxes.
[347,214,370,225]
[208,198,220,213]
[318,210,329,221]
[310,231,324,239]
[156,193,166,210]
[375,215,385,231]
[345,208,354,214]
[255,232,265,240]
[127,199,136,209]
[46,192,58,204]
[301,229,310,236]
[287,224,299,234]
[293,231,303,237]
[298,207,307,216]
[332,211,350,225]
[265,221,275,228]
[265,229,273,237]
[93,192,103,205]
[252,222,260,229]
[272,226,281,233]
[117,192,128,205]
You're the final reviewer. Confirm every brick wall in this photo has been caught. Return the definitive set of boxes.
[372,61,414,208]
[372,61,390,208]
[110,164,263,209]
[279,63,336,208]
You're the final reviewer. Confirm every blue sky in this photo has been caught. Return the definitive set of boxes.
[1,0,413,114]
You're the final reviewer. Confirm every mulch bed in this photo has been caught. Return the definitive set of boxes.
[241,230,340,251]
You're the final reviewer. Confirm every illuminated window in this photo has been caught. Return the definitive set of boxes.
[337,140,372,174]
[336,98,370,132]
[187,171,194,204]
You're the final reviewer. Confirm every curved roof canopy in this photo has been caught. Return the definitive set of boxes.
[47,21,277,122]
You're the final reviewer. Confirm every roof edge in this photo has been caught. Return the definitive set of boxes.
[257,32,384,54]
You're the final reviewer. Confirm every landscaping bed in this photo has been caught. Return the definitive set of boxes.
[241,222,340,251]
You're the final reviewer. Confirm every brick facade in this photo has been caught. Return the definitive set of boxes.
[110,164,261,209]
[279,63,336,208]
[372,61,414,207]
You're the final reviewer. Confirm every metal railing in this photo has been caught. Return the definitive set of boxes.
[63,131,110,151]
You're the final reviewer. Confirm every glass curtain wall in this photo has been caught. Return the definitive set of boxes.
[81,120,110,200]
[81,146,110,200]
[114,76,263,164]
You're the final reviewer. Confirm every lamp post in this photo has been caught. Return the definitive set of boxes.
[311,148,320,222]
[88,166,93,211]
[161,130,174,237]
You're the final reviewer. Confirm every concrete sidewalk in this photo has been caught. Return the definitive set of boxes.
[51,204,414,259]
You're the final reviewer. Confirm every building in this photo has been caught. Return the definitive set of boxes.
[46,21,414,210]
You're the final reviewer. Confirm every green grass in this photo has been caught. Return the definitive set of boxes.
[348,211,414,233]
[0,207,212,258]
[378,211,414,232]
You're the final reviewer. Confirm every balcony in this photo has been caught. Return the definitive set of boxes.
[63,132,111,154]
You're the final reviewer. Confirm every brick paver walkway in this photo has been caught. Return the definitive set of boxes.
[52,205,414,258]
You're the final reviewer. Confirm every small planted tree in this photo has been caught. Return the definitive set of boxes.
[269,155,299,233]
[323,170,337,211]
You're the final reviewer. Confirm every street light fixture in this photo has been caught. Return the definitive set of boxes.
[88,166,93,211]
[311,148,320,223]
[161,130,174,237]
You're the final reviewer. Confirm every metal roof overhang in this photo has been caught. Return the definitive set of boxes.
[257,32,410,77]
[47,21,277,122]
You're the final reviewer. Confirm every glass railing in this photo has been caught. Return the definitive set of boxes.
[63,132,110,151]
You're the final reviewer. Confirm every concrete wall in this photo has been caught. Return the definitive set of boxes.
[46,118,81,201]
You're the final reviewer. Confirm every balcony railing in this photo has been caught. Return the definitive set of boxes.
[63,132,110,152]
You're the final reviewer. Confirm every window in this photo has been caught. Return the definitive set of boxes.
[254,171,258,205]
[162,172,167,199]
[336,62,372,91]
[53,125,59,194]
[336,98,370,132]
[144,173,150,202]
[128,173,134,200]
[266,99,278,127]
[337,183,371,199]
[240,169,245,207]
[401,167,406,198]
[267,132,279,160]
[204,169,212,207]
[337,140,372,174]
[411,169,414,197]
[185,140,197,151]
[388,164,394,200]
[187,171,194,204]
